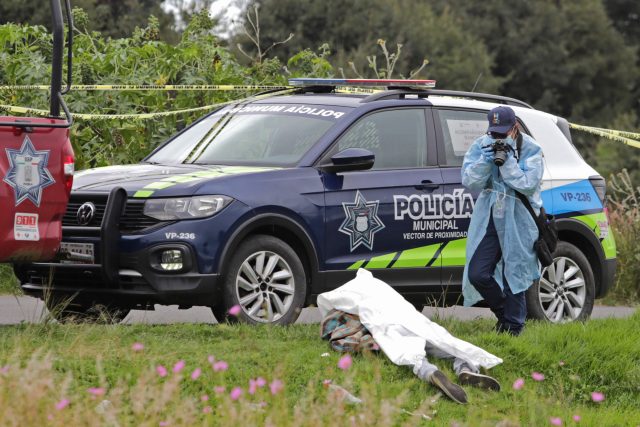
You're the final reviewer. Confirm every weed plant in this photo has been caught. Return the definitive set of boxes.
[607,169,640,304]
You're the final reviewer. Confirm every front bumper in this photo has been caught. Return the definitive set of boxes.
[16,258,221,309]
[15,187,222,309]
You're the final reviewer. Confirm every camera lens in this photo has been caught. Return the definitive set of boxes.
[490,132,508,139]
[494,150,507,166]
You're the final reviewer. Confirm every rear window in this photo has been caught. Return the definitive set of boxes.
[147,103,351,167]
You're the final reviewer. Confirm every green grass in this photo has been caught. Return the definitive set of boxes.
[0,264,20,295]
[0,312,639,426]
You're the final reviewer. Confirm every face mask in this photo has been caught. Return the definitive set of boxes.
[504,136,516,147]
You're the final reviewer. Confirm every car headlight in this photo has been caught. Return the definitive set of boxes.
[143,195,233,220]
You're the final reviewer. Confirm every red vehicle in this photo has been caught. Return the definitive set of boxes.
[0,0,74,262]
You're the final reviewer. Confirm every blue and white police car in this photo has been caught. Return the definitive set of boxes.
[15,79,617,324]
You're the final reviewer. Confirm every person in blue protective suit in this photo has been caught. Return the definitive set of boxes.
[461,105,544,336]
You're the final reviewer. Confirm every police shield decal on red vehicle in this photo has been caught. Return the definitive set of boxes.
[4,136,56,207]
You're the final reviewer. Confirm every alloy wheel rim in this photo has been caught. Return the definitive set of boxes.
[235,250,295,322]
[538,256,586,322]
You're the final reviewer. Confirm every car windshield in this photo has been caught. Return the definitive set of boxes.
[146,103,351,166]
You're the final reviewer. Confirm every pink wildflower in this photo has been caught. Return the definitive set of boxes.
[591,391,605,402]
[572,415,581,422]
[249,379,258,395]
[88,387,105,397]
[532,372,545,381]
[230,387,242,400]
[550,417,562,426]
[513,378,525,390]
[337,354,352,370]
[558,361,565,366]
[270,379,284,395]
[322,379,332,388]
[214,386,226,394]
[201,394,209,402]
[191,368,201,380]
[208,355,215,364]
[47,414,53,421]
[159,422,169,427]
[213,361,228,372]
[256,377,267,387]
[55,399,70,410]
[173,360,185,373]
[228,305,241,316]
[0,365,9,374]
[131,342,144,352]
[202,406,212,414]
[156,365,168,377]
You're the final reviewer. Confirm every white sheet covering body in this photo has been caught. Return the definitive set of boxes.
[317,269,503,370]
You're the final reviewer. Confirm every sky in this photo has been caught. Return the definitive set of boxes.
[162,0,244,37]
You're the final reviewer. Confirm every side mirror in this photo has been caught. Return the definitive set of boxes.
[318,148,375,173]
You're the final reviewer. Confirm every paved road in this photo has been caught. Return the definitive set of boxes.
[0,295,636,325]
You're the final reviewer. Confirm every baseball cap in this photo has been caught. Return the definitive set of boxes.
[487,106,516,134]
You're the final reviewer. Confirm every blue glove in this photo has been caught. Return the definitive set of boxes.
[481,145,495,162]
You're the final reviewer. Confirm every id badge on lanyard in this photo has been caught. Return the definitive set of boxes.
[494,190,506,219]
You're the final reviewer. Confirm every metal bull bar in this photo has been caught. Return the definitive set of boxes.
[100,187,127,286]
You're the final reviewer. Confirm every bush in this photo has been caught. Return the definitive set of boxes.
[0,11,294,170]
[606,169,640,304]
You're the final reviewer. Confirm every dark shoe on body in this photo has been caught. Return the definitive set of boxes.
[429,370,468,404]
[458,370,501,391]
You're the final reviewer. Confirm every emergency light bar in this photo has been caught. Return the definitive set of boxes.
[288,78,436,88]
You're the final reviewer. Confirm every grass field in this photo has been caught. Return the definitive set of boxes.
[0,311,638,426]
[0,264,19,295]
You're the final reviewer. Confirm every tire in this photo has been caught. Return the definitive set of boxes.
[44,297,129,324]
[214,234,307,325]
[526,241,595,323]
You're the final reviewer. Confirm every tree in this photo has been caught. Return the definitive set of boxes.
[232,0,501,91]
[0,0,178,42]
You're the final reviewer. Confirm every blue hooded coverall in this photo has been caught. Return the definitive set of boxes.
[461,133,544,333]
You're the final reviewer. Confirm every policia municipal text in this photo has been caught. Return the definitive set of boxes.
[461,106,544,336]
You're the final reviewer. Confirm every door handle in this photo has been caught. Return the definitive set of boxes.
[415,180,440,191]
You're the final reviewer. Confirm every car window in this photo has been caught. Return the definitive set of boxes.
[147,104,349,166]
[336,109,428,169]
[436,109,488,167]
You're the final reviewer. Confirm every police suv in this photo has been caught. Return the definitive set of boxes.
[15,79,616,325]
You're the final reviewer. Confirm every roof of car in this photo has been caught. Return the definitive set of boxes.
[249,88,537,111]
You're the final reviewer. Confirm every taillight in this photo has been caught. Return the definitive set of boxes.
[589,175,606,206]
[63,155,74,195]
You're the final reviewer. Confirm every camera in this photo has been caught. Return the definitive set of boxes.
[484,139,512,167]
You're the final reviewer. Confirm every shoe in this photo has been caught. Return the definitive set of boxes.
[429,370,468,404]
[458,370,501,391]
[495,321,523,336]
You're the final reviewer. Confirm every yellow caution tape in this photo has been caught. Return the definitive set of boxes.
[0,89,296,120]
[588,126,640,140]
[0,84,292,91]
[569,123,640,149]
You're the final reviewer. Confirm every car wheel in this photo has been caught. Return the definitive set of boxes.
[44,298,129,324]
[526,241,595,323]
[216,235,306,325]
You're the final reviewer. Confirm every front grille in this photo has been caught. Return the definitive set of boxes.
[63,195,165,233]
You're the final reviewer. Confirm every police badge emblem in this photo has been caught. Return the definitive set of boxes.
[3,136,55,207]
[339,191,385,252]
